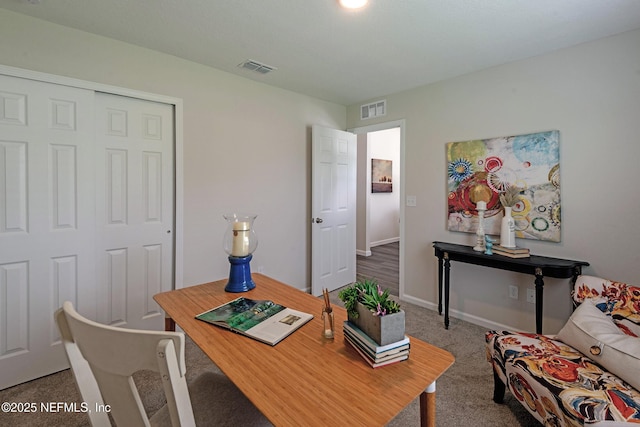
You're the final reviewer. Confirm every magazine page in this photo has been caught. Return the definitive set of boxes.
[196,298,313,345]
[196,298,285,330]
[243,308,313,345]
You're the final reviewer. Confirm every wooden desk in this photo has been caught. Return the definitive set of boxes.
[433,242,589,334]
[154,274,454,427]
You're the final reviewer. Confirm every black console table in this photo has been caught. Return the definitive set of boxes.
[433,241,589,334]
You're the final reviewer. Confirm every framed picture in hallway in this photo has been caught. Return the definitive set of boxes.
[446,130,561,242]
[372,159,392,193]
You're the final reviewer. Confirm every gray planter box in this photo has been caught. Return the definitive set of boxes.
[350,302,405,346]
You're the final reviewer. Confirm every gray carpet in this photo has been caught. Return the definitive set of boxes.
[0,291,539,426]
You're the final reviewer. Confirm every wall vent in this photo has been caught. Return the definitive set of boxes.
[360,100,386,120]
[238,59,276,74]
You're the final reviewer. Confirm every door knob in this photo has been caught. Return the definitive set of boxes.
[314,218,323,224]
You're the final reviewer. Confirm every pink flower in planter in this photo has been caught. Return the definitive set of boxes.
[375,303,386,316]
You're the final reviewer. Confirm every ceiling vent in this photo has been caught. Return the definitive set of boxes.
[238,60,276,74]
[360,100,386,120]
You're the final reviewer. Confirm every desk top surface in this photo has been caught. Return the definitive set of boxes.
[154,274,454,427]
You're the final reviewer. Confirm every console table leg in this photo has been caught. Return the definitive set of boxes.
[437,256,443,315]
[570,266,583,310]
[444,254,450,329]
[420,382,437,427]
[534,268,544,334]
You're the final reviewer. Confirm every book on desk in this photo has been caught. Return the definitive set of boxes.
[343,321,410,368]
[196,297,313,346]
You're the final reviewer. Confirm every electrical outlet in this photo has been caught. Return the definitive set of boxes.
[509,285,518,299]
[526,288,536,304]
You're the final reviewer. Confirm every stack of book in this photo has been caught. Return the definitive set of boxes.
[493,245,530,258]
[343,321,410,368]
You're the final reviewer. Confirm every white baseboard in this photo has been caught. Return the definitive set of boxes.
[371,237,399,247]
[356,249,372,257]
[400,294,520,332]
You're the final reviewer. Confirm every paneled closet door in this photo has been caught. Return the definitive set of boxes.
[94,93,174,330]
[0,77,175,389]
[0,75,96,389]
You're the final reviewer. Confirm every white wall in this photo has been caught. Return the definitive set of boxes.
[348,29,640,334]
[4,8,639,334]
[368,128,400,246]
[0,9,346,290]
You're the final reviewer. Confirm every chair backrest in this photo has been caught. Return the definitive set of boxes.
[55,301,195,427]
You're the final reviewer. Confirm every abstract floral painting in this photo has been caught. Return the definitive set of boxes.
[447,130,561,242]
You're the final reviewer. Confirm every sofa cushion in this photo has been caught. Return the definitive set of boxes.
[486,330,640,425]
[573,275,640,338]
[557,299,640,390]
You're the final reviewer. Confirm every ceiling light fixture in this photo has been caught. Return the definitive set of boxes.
[339,0,368,10]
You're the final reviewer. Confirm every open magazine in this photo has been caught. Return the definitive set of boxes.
[195,297,313,346]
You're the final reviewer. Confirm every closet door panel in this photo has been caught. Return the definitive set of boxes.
[0,74,95,389]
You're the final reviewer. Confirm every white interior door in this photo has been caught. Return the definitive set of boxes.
[94,93,174,330]
[0,75,96,389]
[311,125,357,296]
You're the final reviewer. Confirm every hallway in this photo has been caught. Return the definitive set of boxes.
[356,242,399,296]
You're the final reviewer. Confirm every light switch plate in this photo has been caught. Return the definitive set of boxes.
[406,195,417,206]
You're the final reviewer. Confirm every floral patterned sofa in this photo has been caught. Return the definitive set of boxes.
[486,275,640,426]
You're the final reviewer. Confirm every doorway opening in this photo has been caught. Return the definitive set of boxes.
[350,120,405,297]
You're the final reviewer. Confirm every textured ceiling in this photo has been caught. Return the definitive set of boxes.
[2,0,640,105]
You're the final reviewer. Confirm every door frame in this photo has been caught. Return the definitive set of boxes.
[349,119,405,298]
[0,64,184,290]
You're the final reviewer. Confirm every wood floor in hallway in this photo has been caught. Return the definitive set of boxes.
[356,241,399,296]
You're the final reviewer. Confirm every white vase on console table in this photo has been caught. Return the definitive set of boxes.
[500,206,516,248]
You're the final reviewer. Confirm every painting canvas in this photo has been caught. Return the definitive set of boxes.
[446,130,561,242]
[372,159,392,193]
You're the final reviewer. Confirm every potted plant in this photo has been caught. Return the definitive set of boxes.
[338,278,405,346]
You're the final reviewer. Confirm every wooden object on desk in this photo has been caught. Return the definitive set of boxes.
[433,241,589,334]
[154,273,454,427]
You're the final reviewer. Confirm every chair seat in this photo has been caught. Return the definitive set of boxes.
[150,371,271,427]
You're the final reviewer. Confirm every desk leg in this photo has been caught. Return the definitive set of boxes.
[444,253,450,329]
[165,316,176,332]
[534,268,544,334]
[437,255,443,315]
[420,382,437,427]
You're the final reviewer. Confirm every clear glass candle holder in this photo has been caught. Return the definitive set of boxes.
[322,307,334,339]
[223,213,258,258]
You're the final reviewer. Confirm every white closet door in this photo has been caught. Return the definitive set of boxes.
[0,75,96,389]
[94,93,174,330]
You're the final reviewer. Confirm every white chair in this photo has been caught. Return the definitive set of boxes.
[55,301,271,427]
